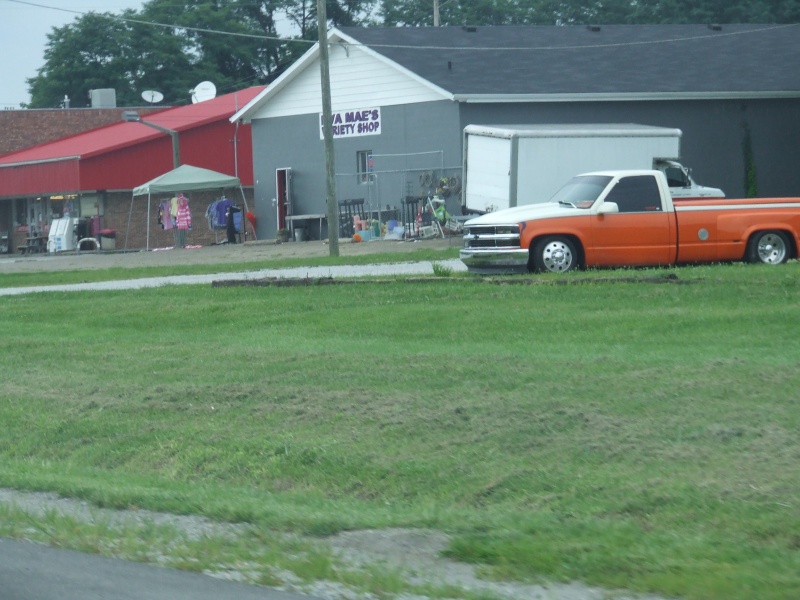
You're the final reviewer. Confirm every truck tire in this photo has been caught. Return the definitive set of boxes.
[530,236,578,273]
[747,230,791,265]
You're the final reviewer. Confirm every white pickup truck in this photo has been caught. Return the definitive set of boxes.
[460,170,799,274]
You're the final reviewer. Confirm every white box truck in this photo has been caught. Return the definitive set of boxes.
[462,123,724,213]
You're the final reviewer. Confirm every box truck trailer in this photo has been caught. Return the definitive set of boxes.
[461,124,724,213]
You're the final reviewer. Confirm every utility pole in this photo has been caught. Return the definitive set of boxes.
[318,0,339,256]
[434,0,440,26]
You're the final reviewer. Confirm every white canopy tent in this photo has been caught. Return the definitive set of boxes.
[127,164,251,249]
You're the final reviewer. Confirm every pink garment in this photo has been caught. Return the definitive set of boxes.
[176,194,192,230]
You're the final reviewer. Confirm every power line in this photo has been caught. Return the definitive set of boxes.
[7,0,798,54]
[4,0,311,44]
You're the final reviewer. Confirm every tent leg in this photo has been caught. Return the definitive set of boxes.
[239,185,256,240]
[146,193,151,250]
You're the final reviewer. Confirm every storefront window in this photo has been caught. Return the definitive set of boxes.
[357,150,373,184]
[49,194,79,218]
[14,198,25,226]
[80,194,102,217]
[50,196,65,219]
[12,193,92,235]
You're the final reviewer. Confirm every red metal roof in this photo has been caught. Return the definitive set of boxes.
[0,86,264,196]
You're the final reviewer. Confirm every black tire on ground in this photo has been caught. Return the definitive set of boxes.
[530,236,578,273]
[746,230,792,265]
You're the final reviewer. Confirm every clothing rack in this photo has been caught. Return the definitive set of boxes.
[125,183,256,250]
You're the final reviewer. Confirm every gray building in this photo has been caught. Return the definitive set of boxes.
[232,24,800,240]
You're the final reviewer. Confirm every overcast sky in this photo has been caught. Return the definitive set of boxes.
[0,1,147,108]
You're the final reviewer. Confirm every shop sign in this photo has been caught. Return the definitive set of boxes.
[320,107,381,139]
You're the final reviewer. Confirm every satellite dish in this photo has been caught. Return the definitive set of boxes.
[141,90,164,104]
[191,81,217,103]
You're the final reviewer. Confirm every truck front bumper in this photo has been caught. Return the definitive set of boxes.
[459,248,530,273]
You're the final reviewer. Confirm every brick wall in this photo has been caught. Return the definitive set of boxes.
[0,107,162,156]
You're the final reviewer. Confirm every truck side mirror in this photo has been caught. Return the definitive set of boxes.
[597,202,619,215]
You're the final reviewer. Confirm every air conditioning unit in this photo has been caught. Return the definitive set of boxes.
[90,88,117,108]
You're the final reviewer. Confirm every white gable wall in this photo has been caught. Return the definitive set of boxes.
[251,44,449,120]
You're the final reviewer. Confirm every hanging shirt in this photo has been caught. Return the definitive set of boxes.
[216,199,233,229]
[160,200,173,230]
[176,195,192,230]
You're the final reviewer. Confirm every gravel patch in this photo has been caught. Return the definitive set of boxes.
[0,489,671,600]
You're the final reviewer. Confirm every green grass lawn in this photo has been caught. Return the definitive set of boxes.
[1,262,799,599]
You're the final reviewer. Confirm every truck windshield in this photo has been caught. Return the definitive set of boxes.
[550,175,612,208]
[664,167,689,187]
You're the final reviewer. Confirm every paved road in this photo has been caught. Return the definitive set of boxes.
[0,538,315,600]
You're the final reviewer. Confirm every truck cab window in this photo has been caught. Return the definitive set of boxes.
[605,176,662,212]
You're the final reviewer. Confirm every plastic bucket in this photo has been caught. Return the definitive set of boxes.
[99,230,117,250]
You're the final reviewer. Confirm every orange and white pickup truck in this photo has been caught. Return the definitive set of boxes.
[460,170,800,274]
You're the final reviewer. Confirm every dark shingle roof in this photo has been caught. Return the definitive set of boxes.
[336,24,800,97]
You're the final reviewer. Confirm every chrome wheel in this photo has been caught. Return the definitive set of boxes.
[534,237,576,273]
[750,231,790,265]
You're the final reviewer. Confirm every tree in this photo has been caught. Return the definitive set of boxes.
[27,6,237,107]
[138,0,293,95]
[283,0,378,38]
[26,11,179,108]
[380,0,539,26]
[624,0,800,24]
[378,0,800,26]
[323,0,378,26]
[26,0,382,108]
